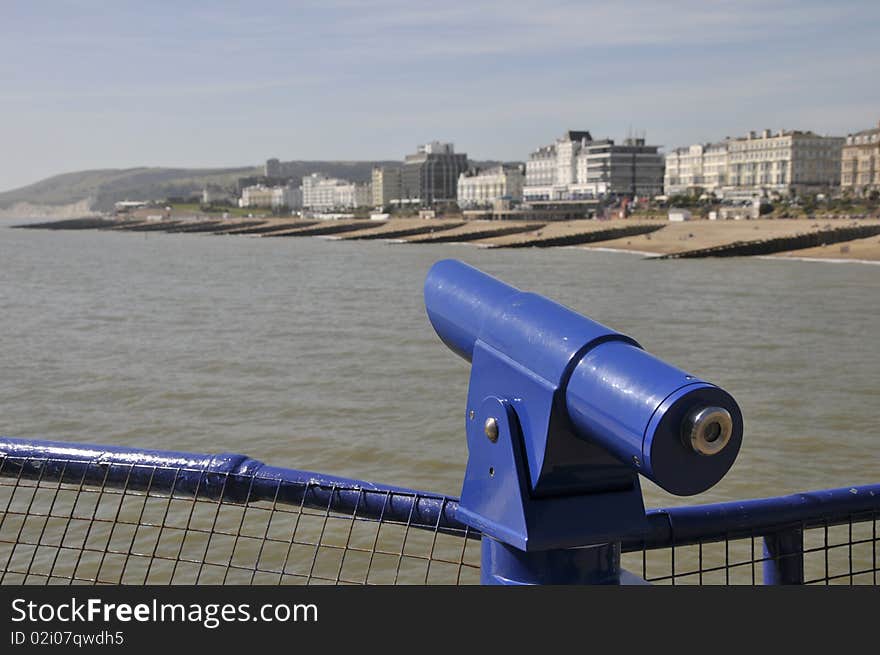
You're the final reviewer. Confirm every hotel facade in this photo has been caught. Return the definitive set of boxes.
[457,165,524,208]
[523,130,663,202]
[841,120,880,194]
[301,173,371,211]
[239,184,302,210]
[665,129,844,198]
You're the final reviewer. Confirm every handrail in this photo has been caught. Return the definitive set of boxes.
[3,436,878,551]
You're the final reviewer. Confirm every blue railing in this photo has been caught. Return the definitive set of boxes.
[1,437,877,585]
[1,260,877,585]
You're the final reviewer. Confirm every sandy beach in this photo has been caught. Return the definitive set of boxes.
[577,218,880,260]
[767,232,880,261]
[15,214,880,261]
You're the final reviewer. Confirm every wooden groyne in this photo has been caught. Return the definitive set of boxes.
[262,221,382,238]
[208,220,273,234]
[13,216,879,261]
[12,217,121,230]
[164,221,224,233]
[491,223,664,249]
[113,221,185,232]
[175,220,269,234]
[341,222,465,241]
[404,222,545,244]
[215,221,307,235]
[658,224,880,259]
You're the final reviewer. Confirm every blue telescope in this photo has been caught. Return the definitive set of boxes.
[425,259,743,552]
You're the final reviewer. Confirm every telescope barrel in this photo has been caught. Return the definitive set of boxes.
[424,259,639,382]
[564,339,741,495]
[425,260,743,496]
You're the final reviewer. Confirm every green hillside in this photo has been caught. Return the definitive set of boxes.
[0,167,261,213]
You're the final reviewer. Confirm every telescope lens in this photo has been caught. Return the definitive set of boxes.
[683,407,732,456]
[704,422,722,443]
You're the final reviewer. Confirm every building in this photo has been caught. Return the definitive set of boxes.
[524,144,557,200]
[239,184,302,210]
[457,165,524,208]
[263,158,303,180]
[372,166,403,208]
[400,142,468,206]
[665,144,707,196]
[575,137,664,198]
[841,120,880,194]
[703,142,730,192]
[523,130,664,202]
[668,208,693,222]
[726,129,843,197]
[664,142,729,197]
[264,158,281,178]
[524,131,590,201]
[201,186,234,205]
[301,173,370,211]
[666,129,845,199]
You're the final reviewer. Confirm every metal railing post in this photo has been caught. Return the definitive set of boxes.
[762,529,804,585]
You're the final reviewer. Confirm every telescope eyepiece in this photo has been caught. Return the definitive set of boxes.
[683,407,733,456]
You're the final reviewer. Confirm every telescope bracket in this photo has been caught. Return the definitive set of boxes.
[457,340,649,552]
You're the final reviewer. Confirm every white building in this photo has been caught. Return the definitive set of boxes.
[524,130,664,201]
[668,208,693,222]
[665,129,843,199]
[665,145,706,196]
[457,165,524,208]
[841,120,880,193]
[239,185,302,210]
[202,186,234,205]
[301,173,371,211]
[664,142,729,197]
[524,131,591,201]
[727,129,843,197]
[703,143,730,192]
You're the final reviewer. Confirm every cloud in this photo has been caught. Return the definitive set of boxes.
[1,0,878,187]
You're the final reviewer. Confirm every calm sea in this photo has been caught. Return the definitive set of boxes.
[2,223,878,510]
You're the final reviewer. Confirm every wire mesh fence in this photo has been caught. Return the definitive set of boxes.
[622,511,879,585]
[0,455,481,586]
[1,447,878,585]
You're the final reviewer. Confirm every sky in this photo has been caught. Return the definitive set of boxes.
[1,0,879,192]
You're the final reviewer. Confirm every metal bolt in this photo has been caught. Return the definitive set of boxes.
[468,410,475,421]
[484,417,499,443]
[632,455,641,467]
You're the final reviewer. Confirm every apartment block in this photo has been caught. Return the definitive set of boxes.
[457,165,524,209]
[302,173,370,211]
[727,129,843,196]
[400,142,468,206]
[841,120,880,194]
[239,184,302,210]
[524,130,663,201]
[665,142,729,196]
[372,166,403,208]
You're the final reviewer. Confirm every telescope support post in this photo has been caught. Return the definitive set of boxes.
[455,342,649,555]
[481,537,622,585]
